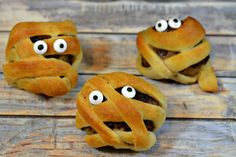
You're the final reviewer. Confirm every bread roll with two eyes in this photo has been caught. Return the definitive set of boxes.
[136,16,218,92]
[76,72,167,151]
[3,20,83,96]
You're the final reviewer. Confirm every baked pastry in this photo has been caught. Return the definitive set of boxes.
[76,72,167,151]
[136,16,218,92]
[3,20,82,96]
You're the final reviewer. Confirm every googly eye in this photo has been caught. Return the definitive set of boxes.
[89,90,104,105]
[168,18,181,29]
[155,20,168,32]
[121,86,136,99]
[33,40,48,55]
[53,39,67,53]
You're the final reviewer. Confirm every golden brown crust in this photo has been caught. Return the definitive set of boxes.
[76,72,167,151]
[6,20,77,57]
[3,20,82,96]
[136,16,218,92]
[142,17,205,51]
[198,61,218,92]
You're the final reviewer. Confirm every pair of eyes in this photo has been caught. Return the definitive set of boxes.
[89,86,136,105]
[33,39,67,55]
[155,18,182,32]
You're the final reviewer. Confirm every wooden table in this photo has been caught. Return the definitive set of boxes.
[0,0,236,156]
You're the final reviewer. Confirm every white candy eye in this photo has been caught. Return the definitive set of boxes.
[121,86,136,99]
[89,90,104,105]
[33,40,48,55]
[168,18,181,29]
[53,39,67,53]
[155,20,168,32]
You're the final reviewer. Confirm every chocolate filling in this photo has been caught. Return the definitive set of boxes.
[115,87,161,107]
[44,54,74,65]
[82,120,155,135]
[30,35,51,43]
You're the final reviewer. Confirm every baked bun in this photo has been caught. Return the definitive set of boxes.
[76,72,167,151]
[136,17,218,92]
[3,20,82,96]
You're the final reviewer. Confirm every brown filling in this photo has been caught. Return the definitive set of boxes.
[30,35,51,43]
[142,42,209,76]
[180,56,209,76]
[58,34,76,37]
[82,120,155,135]
[141,46,179,68]
[81,89,160,135]
[142,57,151,67]
[30,34,75,43]
[44,54,74,65]
[115,87,161,107]
[134,90,161,107]
[152,47,180,60]
[81,88,160,135]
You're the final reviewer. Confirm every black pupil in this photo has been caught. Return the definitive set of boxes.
[158,23,162,27]
[38,44,44,50]
[59,43,64,48]
[93,95,98,100]
[127,87,132,92]
[173,19,178,23]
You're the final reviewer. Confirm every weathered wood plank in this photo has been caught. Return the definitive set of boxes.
[1,33,236,77]
[0,0,236,34]
[0,74,235,119]
[0,117,235,156]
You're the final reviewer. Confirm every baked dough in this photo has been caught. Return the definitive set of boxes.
[136,17,218,92]
[76,72,167,151]
[3,20,82,96]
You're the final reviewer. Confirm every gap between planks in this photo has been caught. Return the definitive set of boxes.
[0,74,236,119]
[0,115,236,122]
[1,0,236,35]
[0,117,235,156]
[2,30,236,37]
[1,33,236,77]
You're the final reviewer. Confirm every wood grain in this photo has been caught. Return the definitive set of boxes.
[0,0,236,34]
[0,74,235,119]
[1,33,236,77]
[0,1,236,156]
[0,117,235,156]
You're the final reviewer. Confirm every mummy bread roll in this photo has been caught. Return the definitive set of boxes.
[136,17,218,92]
[3,20,82,96]
[76,72,167,151]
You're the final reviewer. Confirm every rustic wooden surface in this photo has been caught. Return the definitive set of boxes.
[0,0,236,156]
[0,118,235,157]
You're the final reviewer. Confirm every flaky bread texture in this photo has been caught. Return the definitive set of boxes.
[3,20,82,96]
[76,72,167,151]
[136,16,218,92]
